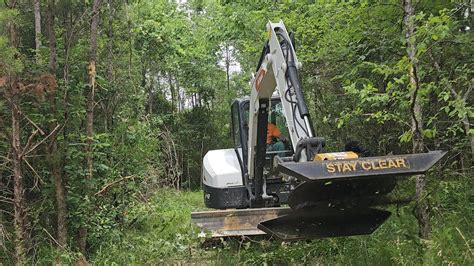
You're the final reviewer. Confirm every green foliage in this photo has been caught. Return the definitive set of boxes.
[0,0,472,264]
[77,183,471,264]
[90,190,206,264]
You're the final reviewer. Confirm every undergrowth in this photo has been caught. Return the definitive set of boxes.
[37,176,472,265]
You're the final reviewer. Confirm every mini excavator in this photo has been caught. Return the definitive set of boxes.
[191,21,446,240]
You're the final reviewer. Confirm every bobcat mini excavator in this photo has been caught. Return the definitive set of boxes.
[191,21,446,240]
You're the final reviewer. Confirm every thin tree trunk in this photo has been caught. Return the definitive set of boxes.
[47,0,68,247]
[47,0,56,74]
[168,72,176,113]
[176,76,182,111]
[86,0,101,180]
[7,3,29,262]
[12,90,28,264]
[34,0,42,54]
[148,81,154,114]
[105,0,114,130]
[12,104,28,265]
[79,0,101,254]
[403,0,430,239]
[462,115,473,156]
[106,0,113,82]
[225,44,230,91]
[126,0,132,78]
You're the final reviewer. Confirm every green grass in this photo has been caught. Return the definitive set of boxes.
[84,181,472,265]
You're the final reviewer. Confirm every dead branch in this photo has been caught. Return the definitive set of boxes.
[21,124,60,157]
[18,107,45,135]
[24,158,44,191]
[22,129,39,155]
[94,175,136,196]
[42,228,65,250]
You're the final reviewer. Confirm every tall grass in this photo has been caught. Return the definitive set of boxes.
[86,176,472,265]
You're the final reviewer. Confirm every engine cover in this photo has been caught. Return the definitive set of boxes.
[202,148,246,209]
[202,148,243,188]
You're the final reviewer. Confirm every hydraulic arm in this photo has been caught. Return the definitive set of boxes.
[247,21,323,207]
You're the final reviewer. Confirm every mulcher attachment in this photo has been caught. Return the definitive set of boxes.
[257,151,446,240]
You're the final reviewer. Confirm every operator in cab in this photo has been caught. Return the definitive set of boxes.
[267,122,286,156]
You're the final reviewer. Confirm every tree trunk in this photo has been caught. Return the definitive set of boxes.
[34,0,42,54]
[168,72,176,113]
[7,3,29,262]
[105,0,114,130]
[106,0,113,82]
[147,80,154,114]
[403,0,430,239]
[225,44,230,91]
[79,0,101,254]
[126,0,132,77]
[86,0,100,180]
[176,76,182,111]
[12,89,28,265]
[47,0,68,247]
[47,0,56,74]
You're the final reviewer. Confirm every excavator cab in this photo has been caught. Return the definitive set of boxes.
[227,97,296,208]
[233,97,293,174]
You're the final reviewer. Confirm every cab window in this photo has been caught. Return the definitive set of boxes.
[231,102,241,147]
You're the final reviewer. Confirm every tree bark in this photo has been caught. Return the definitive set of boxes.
[106,0,113,82]
[225,44,230,91]
[86,0,101,180]
[47,0,68,247]
[11,88,28,265]
[79,0,101,254]
[34,0,42,54]
[176,76,182,111]
[126,0,132,77]
[168,72,176,113]
[6,2,29,262]
[47,0,56,74]
[105,0,114,130]
[403,0,430,239]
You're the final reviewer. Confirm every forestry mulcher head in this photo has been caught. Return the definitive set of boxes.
[192,151,446,241]
[257,150,447,240]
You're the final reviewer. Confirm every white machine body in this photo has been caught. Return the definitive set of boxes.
[202,148,242,188]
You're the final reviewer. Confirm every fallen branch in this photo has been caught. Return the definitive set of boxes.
[94,175,136,196]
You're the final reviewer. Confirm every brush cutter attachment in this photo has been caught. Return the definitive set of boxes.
[255,151,447,240]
